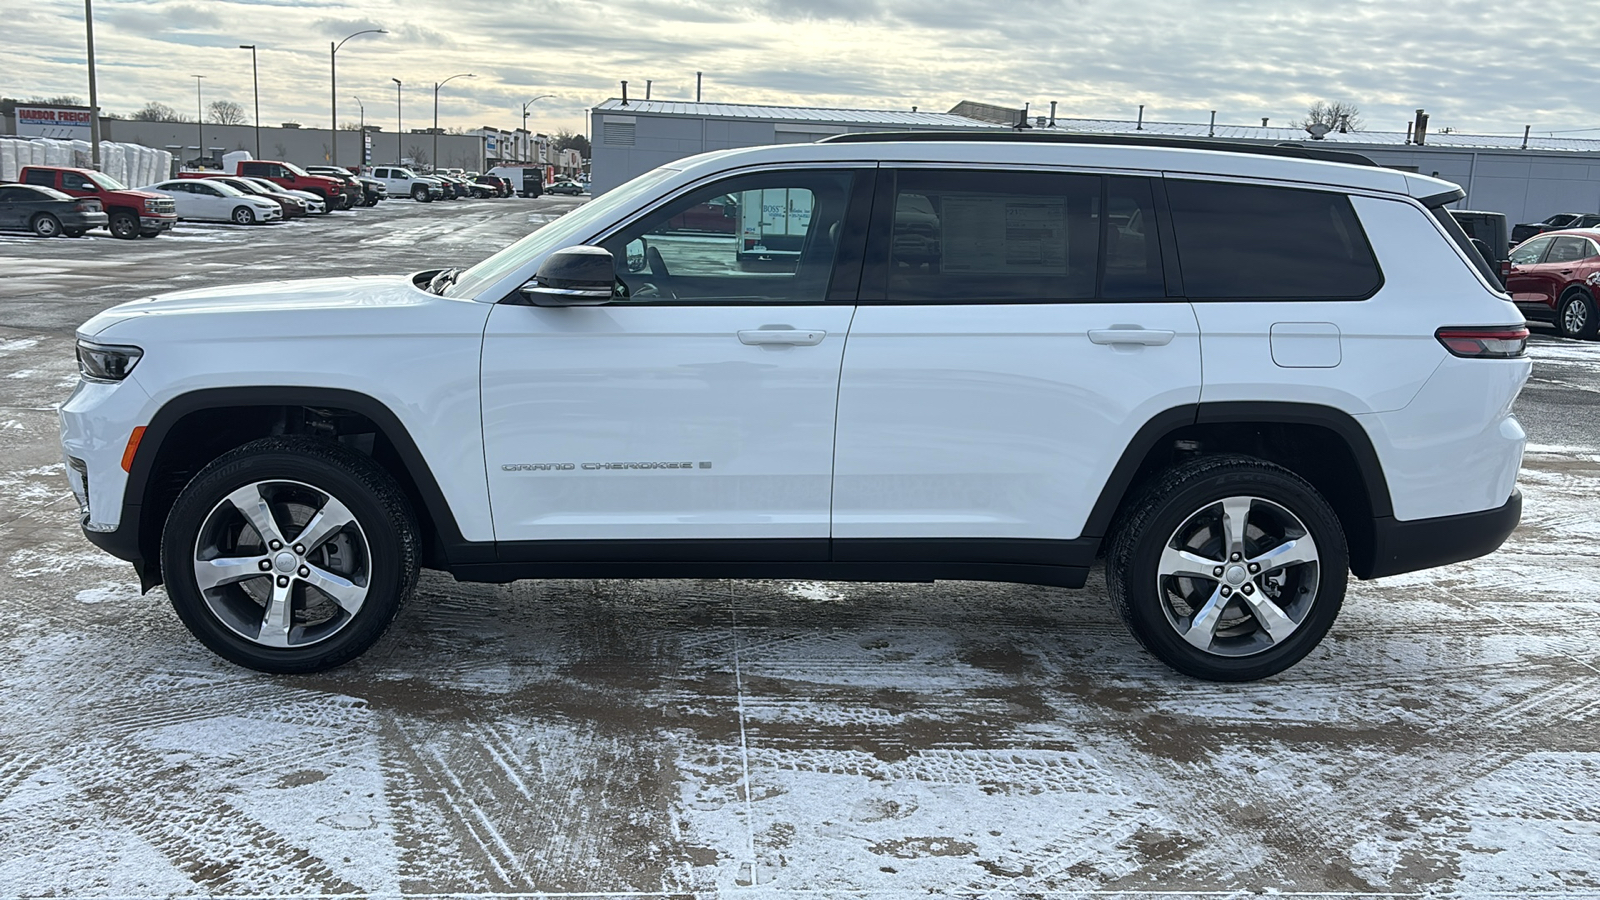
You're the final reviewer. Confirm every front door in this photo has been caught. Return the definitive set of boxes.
[480,167,870,545]
[1506,235,1554,309]
[832,168,1201,545]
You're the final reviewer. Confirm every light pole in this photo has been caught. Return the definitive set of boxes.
[432,72,474,173]
[239,44,259,157]
[353,96,364,165]
[85,0,101,169]
[331,28,386,167]
[392,78,402,165]
[191,74,205,166]
[522,94,554,163]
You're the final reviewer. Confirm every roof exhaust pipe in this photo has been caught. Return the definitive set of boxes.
[1049,100,1057,127]
[620,80,629,106]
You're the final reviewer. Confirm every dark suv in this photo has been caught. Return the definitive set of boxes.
[1506,229,1600,338]
[1510,212,1600,245]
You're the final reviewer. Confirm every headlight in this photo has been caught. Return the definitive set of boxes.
[143,198,158,211]
[77,340,143,382]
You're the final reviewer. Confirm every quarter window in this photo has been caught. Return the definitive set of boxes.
[598,169,858,304]
[1166,180,1381,300]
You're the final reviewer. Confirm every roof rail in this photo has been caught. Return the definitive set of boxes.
[818,130,1378,168]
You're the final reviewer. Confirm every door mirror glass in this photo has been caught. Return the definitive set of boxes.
[624,238,648,273]
[519,246,617,306]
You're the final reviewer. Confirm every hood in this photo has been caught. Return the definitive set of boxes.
[78,274,439,338]
[122,188,175,201]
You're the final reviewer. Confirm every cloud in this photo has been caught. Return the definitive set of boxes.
[8,0,1599,142]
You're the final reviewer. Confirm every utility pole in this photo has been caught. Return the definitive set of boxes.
[393,78,402,165]
[192,74,205,165]
[240,45,260,156]
[354,97,364,166]
[331,28,386,167]
[432,72,474,173]
[85,0,101,169]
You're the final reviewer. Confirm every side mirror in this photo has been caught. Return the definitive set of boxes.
[519,246,616,306]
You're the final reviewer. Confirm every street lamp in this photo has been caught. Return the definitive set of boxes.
[191,74,205,166]
[331,28,386,167]
[239,44,259,157]
[353,96,364,165]
[432,72,474,173]
[522,94,554,163]
[85,0,102,169]
[392,78,402,165]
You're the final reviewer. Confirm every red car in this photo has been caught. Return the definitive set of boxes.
[1506,229,1600,339]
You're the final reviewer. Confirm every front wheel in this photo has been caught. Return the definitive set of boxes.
[1558,290,1599,340]
[1107,455,1348,681]
[108,212,138,239]
[161,437,420,673]
[411,185,430,202]
[232,206,257,226]
[31,213,62,237]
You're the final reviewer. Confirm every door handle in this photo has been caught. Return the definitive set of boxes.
[1089,328,1176,346]
[738,328,826,346]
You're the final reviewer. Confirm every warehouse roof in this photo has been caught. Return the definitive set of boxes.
[591,99,995,129]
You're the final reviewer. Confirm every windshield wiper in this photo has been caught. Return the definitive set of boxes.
[427,267,462,295]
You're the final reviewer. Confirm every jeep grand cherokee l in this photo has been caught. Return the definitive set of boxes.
[61,134,1529,681]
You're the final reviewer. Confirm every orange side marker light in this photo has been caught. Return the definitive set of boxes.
[121,426,146,473]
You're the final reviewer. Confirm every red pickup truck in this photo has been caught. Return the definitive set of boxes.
[234,160,357,210]
[18,166,177,239]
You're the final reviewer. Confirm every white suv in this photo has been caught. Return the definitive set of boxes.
[368,166,444,202]
[61,135,1530,680]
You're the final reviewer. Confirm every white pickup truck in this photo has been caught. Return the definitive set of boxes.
[367,166,444,203]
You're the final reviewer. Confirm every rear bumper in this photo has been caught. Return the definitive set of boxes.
[1357,489,1522,579]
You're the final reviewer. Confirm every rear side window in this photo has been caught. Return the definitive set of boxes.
[1166,180,1381,300]
[22,170,54,187]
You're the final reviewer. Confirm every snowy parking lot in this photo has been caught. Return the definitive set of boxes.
[1,197,1598,897]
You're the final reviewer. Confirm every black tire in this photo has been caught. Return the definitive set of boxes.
[161,437,420,674]
[63,228,86,238]
[108,211,139,239]
[1557,289,1599,340]
[31,213,62,237]
[411,185,430,202]
[1106,454,1348,682]
[231,206,256,226]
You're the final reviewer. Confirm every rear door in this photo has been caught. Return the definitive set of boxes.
[832,167,1200,548]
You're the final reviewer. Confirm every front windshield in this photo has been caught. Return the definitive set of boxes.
[282,161,312,177]
[89,171,128,191]
[446,166,679,300]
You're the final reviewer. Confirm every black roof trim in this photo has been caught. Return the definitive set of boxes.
[1418,186,1467,207]
[819,131,1378,167]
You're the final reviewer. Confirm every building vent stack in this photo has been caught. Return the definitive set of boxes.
[1522,125,1530,150]
[620,81,629,106]
[696,72,702,102]
[1137,104,1144,130]
[1049,101,1057,127]
[646,80,652,100]
[1413,109,1429,146]
[1208,110,1216,137]
[1262,117,1269,127]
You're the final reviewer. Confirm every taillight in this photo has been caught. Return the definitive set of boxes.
[1436,325,1529,359]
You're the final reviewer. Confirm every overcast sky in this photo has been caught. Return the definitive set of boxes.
[6,0,1595,140]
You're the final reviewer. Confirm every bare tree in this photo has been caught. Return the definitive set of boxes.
[132,101,185,122]
[1293,101,1363,133]
[207,100,248,125]
[273,142,289,159]
[339,121,362,131]
[406,144,430,168]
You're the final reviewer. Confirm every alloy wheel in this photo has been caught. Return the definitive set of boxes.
[1155,495,1321,657]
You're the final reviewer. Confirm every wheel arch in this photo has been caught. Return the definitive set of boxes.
[1086,402,1394,578]
[124,386,476,588]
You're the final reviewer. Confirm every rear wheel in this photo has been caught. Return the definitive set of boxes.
[161,437,419,673]
[108,211,139,239]
[1107,455,1348,681]
[1558,290,1599,340]
[63,228,86,238]
[232,206,256,226]
[30,213,62,237]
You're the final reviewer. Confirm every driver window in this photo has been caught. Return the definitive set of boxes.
[63,173,94,191]
[1510,237,1552,266]
[598,169,856,303]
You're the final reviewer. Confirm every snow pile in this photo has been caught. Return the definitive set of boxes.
[0,137,172,186]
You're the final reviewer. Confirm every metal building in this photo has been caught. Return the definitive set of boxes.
[588,98,1600,227]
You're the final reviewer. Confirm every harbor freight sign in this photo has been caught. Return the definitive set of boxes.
[17,106,94,138]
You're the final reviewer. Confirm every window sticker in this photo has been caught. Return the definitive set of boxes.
[939,194,1068,275]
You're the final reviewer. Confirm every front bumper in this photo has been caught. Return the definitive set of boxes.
[139,216,176,235]
[1357,489,1522,579]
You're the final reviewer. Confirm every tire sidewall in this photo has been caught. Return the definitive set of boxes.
[32,214,61,237]
[161,443,412,673]
[109,212,138,239]
[233,206,255,225]
[1559,290,1598,340]
[1112,461,1348,681]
